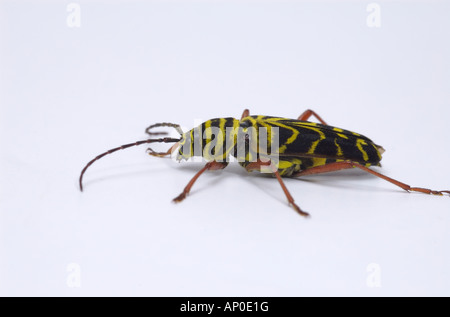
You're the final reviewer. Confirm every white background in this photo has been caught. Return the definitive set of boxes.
[1,0,449,296]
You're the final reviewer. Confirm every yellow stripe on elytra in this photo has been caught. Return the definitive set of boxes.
[356,138,369,161]
[255,116,275,154]
[261,118,299,154]
[305,126,326,155]
[282,121,299,150]
[372,143,382,160]
[274,120,327,155]
[263,118,327,154]
[280,121,326,154]
[334,138,343,156]
[293,121,318,127]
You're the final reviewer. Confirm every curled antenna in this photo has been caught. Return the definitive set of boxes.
[145,122,184,156]
[79,122,184,192]
[145,122,184,136]
[79,137,181,191]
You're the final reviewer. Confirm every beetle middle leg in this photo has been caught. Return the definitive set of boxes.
[173,161,229,203]
[245,159,310,217]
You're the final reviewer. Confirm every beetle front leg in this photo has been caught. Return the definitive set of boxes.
[173,161,229,203]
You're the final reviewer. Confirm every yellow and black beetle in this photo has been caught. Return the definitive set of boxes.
[79,109,449,217]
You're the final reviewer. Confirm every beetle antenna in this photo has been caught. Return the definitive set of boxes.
[145,122,184,136]
[79,137,181,192]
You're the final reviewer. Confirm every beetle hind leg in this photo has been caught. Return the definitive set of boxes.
[293,161,450,197]
[297,109,329,125]
[241,109,250,120]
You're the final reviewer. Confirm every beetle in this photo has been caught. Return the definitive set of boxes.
[79,109,449,217]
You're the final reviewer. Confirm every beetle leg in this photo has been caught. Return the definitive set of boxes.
[173,161,229,203]
[297,109,328,125]
[245,160,310,217]
[293,161,450,196]
[292,162,353,177]
[147,142,179,157]
[241,109,250,119]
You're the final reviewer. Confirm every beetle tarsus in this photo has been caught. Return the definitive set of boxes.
[173,192,187,203]
[291,203,310,218]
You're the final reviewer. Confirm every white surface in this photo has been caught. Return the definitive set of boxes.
[1,1,450,296]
